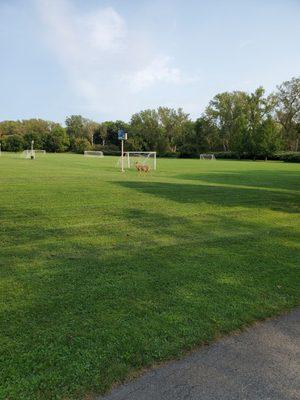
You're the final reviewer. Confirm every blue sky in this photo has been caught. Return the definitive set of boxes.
[0,0,299,123]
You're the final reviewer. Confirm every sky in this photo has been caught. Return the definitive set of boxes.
[0,0,300,124]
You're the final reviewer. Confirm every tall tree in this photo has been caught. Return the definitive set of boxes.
[194,117,220,152]
[254,117,282,160]
[99,124,108,146]
[275,77,300,151]
[44,126,70,152]
[130,110,166,152]
[205,91,249,151]
[65,115,89,140]
[244,87,276,156]
[0,120,23,136]
[157,107,190,152]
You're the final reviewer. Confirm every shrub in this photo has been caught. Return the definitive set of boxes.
[178,144,199,158]
[93,144,120,155]
[158,151,179,158]
[275,152,300,162]
[214,152,240,159]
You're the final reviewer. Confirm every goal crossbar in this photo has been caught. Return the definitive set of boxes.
[22,150,35,159]
[124,151,157,170]
[200,154,215,160]
[84,151,104,157]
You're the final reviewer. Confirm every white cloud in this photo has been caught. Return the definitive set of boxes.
[36,0,126,110]
[36,0,200,117]
[124,55,182,92]
[123,55,201,93]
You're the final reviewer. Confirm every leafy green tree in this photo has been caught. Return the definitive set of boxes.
[44,126,70,152]
[275,77,300,151]
[23,132,43,150]
[72,138,92,154]
[93,123,108,146]
[65,115,88,138]
[244,87,276,156]
[130,110,167,153]
[0,120,23,136]
[205,91,249,151]
[86,121,100,145]
[22,119,51,137]
[2,134,24,152]
[99,121,129,147]
[175,121,199,156]
[254,118,282,159]
[157,107,190,152]
[99,124,108,146]
[194,117,220,152]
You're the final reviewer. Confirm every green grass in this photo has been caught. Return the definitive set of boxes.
[0,153,299,400]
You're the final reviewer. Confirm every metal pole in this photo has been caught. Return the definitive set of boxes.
[121,139,124,172]
[31,140,34,158]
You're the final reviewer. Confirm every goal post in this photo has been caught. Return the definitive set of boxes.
[22,150,36,159]
[122,151,157,170]
[22,149,46,158]
[200,153,216,160]
[84,151,104,157]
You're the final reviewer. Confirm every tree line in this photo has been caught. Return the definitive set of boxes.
[0,76,299,159]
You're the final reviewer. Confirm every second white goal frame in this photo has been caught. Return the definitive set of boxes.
[200,153,216,160]
[22,150,35,159]
[84,151,104,157]
[124,151,157,170]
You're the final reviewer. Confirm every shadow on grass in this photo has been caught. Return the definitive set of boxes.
[175,169,300,191]
[114,179,300,214]
[1,203,299,399]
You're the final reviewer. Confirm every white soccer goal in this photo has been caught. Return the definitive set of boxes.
[22,150,35,159]
[119,151,157,170]
[200,154,216,160]
[84,151,104,158]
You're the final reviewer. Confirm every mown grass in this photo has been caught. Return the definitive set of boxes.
[0,153,299,399]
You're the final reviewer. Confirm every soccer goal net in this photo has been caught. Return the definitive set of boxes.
[118,151,157,170]
[84,151,104,157]
[200,154,216,160]
[22,150,35,159]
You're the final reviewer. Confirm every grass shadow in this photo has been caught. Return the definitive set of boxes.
[115,180,300,214]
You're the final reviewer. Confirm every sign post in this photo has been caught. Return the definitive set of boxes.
[31,140,34,159]
[118,129,127,172]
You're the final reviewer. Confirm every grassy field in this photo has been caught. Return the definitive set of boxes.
[0,153,299,400]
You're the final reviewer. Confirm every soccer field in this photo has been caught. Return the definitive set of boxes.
[1,153,300,400]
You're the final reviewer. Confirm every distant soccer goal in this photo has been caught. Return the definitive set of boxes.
[35,150,46,154]
[119,151,157,170]
[200,154,216,160]
[84,151,104,158]
[22,150,35,159]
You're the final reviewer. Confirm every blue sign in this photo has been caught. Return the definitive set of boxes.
[118,129,127,140]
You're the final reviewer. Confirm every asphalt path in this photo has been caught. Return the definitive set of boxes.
[98,308,300,400]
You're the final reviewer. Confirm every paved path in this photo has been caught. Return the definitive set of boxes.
[98,308,300,400]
